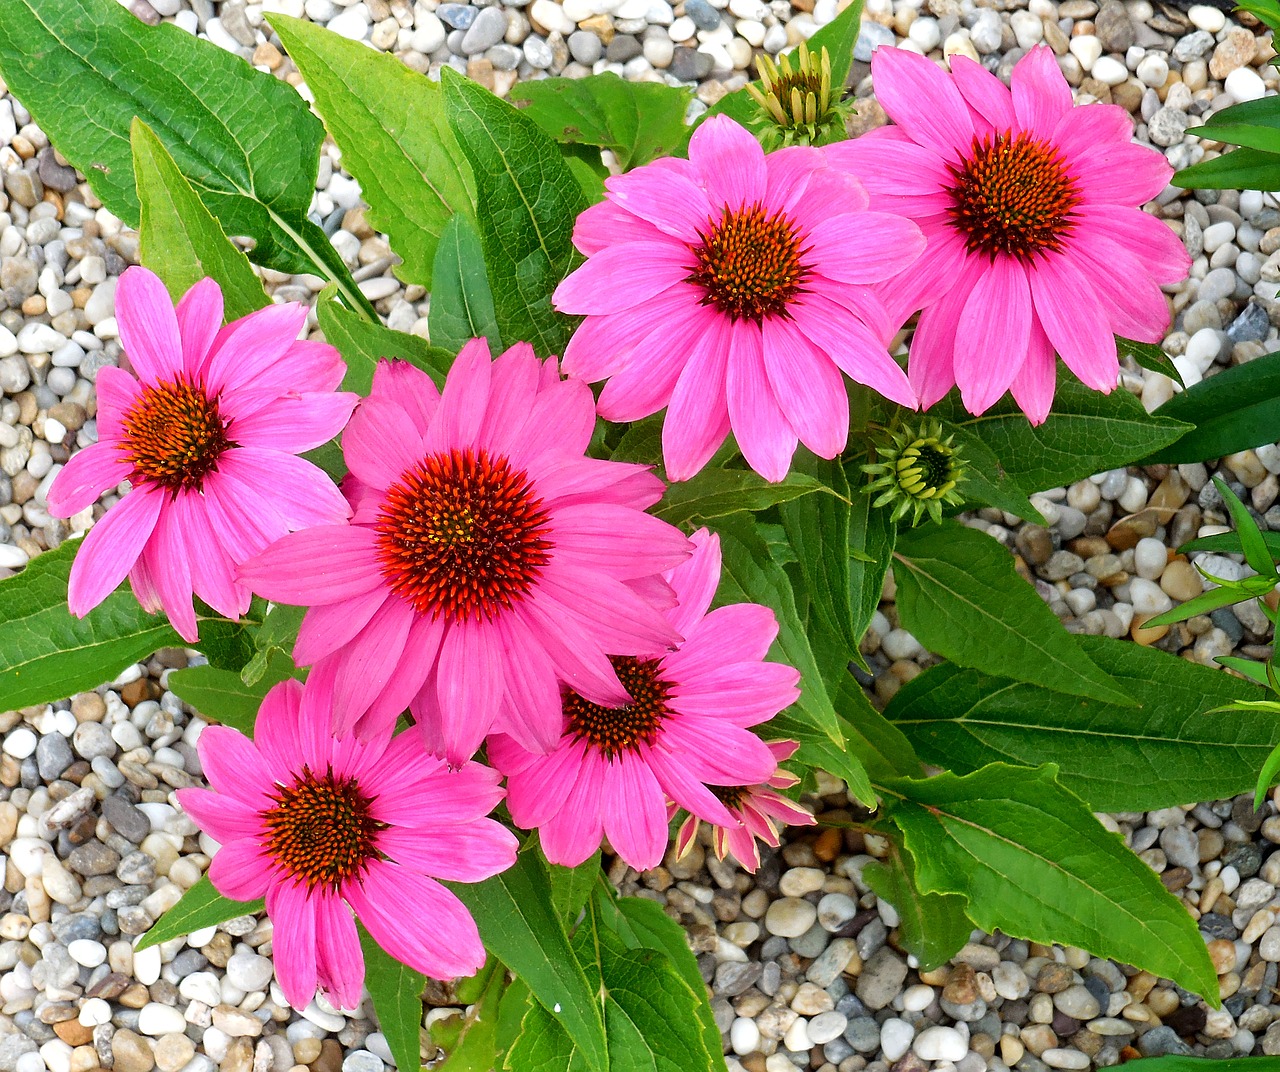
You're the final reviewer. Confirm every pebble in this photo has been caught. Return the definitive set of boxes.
[915,1026,969,1061]
[764,897,817,937]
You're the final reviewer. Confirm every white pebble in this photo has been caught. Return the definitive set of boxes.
[730,1018,760,1055]
[915,1025,969,1062]
[1136,53,1168,87]
[882,1018,917,1062]
[1091,55,1129,85]
[78,998,112,1027]
[133,944,162,986]
[1203,221,1237,253]
[1068,34,1102,71]
[1188,3,1226,30]
[67,940,106,968]
[1042,1049,1092,1070]
[882,628,923,661]
[1010,10,1042,48]
[3,728,36,759]
[1129,577,1173,615]
[1134,538,1168,580]
[138,1002,188,1036]
[783,1018,811,1051]
[1184,326,1222,371]
[1226,66,1267,103]
[903,984,936,1011]
[908,16,941,50]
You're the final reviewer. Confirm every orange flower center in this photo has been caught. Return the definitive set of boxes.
[565,656,671,759]
[946,132,1082,262]
[121,375,234,493]
[262,765,384,890]
[375,448,553,623]
[687,203,810,322]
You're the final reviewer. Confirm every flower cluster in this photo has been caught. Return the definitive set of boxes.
[45,42,1182,1012]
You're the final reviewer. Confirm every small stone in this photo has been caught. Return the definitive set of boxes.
[1094,1,1133,51]
[914,1026,968,1062]
[684,0,720,29]
[855,947,908,1010]
[808,1011,848,1045]
[807,938,858,988]
[1226,66,1268,103]
[881,1019,916,1062]
[226,952,273,992]
[36,733,74,780]
[730,1018,760,1055]
[111,1030,155,1072]
[1210,27,1257,78]
[1042,1048,1091,1069]
[67,939,107,968]
[1054,985,1101,1020]
[138,1004,187,1037]
[212,1006,264,1038]
[1148,107,1190,147]
[764,897,817,938]
[1090,55,1129,85]
[460,7,508,53]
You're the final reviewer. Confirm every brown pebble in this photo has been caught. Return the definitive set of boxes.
[120,679,159,707]
[1207,938,1237,975]
[812,826,841,863]
[1131,613,1169,646]
[943,962,980,1005]
[1037,962,1075,994]
[111,1029,155,1072]
[1160,866,1192,892]
[313,1039,343,1072]
[54,1020,94,1046]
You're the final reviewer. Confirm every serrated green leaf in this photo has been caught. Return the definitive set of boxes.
[863,844,971,971]
[131,119,268,320]
[886,763,1219,1003]
[317,288,454,394]
[893,522,1135,706]
[932,375,1191,492]
[655,466,828,527]
[441,68,585,358]
[510,73,693,170]
[1148,351,1280,463]
[269,15,475,288]
[884,636,1273,811]
[358,923,426,1072]
[1174,146,1280,190]
[449,845,608,1072]
[934,421,1046,524]
[429,214,502,354]
[1116,335,1184,385]
[136,875,262,951]
[0,0,372,317]
[0,539,237,711]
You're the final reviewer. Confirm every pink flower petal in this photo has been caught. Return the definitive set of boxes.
[519,598,629,708]
[175,277,226,374]
[170,492,246,622]
[870,47,975,161]
[342,395,427,492]
[596,319,694,422]
[231,392,359,454]
[197,724,276,804]
[644,746,737,826]
[252,679,309,783]
[877,223,972,327]
[949,54,1017,131]
[115,266,184,384]
[562,298,677,382]
[46,443,128,517]
[764,146,827,216]
[267,880,319,1010]
[314,890,364,1011]
[538,755,607,866]
[1029,253,1119,392]
[1009,316,1059,425]
[354,611,445,738]
[688,114,767,209]
[662,317,732,481]
[371,359,440,434]
[667,602,779,673]
[1010,45,1073,137]
[1076,208,1190,285]
[535,562,682,656]
[552,242,691,315]
[663,529,721,638]
[508,376,598,467]
[1051,103,1134,159]
[237,525,386,606]
[141,505,199,642]
[824,131,953,218]
[377,821,517,882]
[175,787,264,845]
[330,598,416,736]
[906,263,977,409]
[208,839,276,903]
[788,295,916,408]
[294,588,393,666]
[761,318,849,459]
[726,324,797,483]
[549,503,691,581]
[431,619,504,766]
[67,488,163,619]
[806,211,927,285]
[606,164,716,242]
[1069,227,1172,343]
[222,340,347,413]
[95,366,143,439]
[494,737,584,828]
[600,755,668,871]
[204,302,308,399]
[494,614,564,754]
[573,198,667,255]
[953,257,1032,415]
[344,861,486,980]
[426,338,492,454]
[1071,142,1172,208]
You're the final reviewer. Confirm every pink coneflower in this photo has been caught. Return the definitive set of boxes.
[45,267,356,641]
[552,115,925,483]
[488,529,799,872]
[671,740,816,873]
[826,46,1189,423]
[239,341,691,765]
[176,678,516,1010]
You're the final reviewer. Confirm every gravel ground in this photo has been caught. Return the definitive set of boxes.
[3,0,1280,1070]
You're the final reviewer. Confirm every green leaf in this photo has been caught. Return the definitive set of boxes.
[932,375,1191,492]
[1255,740,1280,810]
[847,483,897,666]
[196,613,262,672]
[441,68,586,358]
[1190,106,1280,151]
[136,875,262,951]
[863,844,971,971]
[833,673,922,782]
[0,540,207,711]
[1142,574,1275,629]
[317,288,455,394]
[131,119,268,320]
[886,763,1219,1003]
[1218,655,1272,687]
[936,422,1046,524]
[1123,1060,1280,1072]
[1214,475,1278,577]
[358,923,426,1072]
[0,0,372,317]
[434,960,505,1071]
[448,845,609,1072]
[1181,529,1280,557]
[167,651,296,735]
[510,73,693,170]
[269,15,475,288]
[884,636,1274,811]
[1148,351,1280,463]
[1173,146,1280,190]
[241,603,307,687]
[548,850,600,926]
[1116,335,1184,385]
[893,522,1135,706]
[712,515,843,746]
[429,214,502,353]
[655,466,827,527]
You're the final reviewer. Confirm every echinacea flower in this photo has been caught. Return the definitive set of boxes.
[552,114,925,483]
[239,340,691,766]
[862,418,966,526]
[672,740,816,872]
[176,677,516,1010]
[488,528,799,872]
[747,43,854,149]
[826,46,1189,423]
[46,267,356,641]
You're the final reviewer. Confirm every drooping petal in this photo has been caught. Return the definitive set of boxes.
[175,277,225,374]
[266,881,320,1010]
[230,392,359,454]
[46,443,129,517]
[726,324,797,484]
[662,317,732,481]
[804,211,926,284]
[377,822,518,882]
[175,787,265,845]
[538,755,608,866]
[429,619,504,765]
[66,488,164,618]
[953,257,1032,415]
[1009,315,1059,425]
[949,54,1017,131]
[760,318,849,462]
[330,598,416,736]
[238,524,386,606]
[208,839,276,902]
[313,890,364,1012]
[788,295,916,408]
[600,755,668,871]
[553,243,691,315]
[204,302,308,399]
[663,529,721,638]
[1029,253,1120,392]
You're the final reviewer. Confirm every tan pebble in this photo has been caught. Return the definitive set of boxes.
[1200,876,1224,914]
[111,1029,155,1072]
[69,1045,98,1072]
[943,963,980,1004]
[293,1039,322,1065]
[918,966,951,986]
[1127,971,1157,1001]
[1130,613,1169,645]
[1245,908,1276,944]
[1001,1036,1025,1064]
[1220,971,1241,1000]
[1146,987,1180,1016]
[53,1019,93,1046]
[1207,938,1237,974]
[119,983,151,1009]
[153,1034,195,1072]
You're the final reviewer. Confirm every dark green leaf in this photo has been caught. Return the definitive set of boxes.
[168,663,279,735]
[358,923,426,1072]
[1149,351,1280,463]
[655,467,827,527]
[1212,475,1278,577]
[241,603,307,687]
[131,119,268,320]
[1256,740,1280,810]
[449,846,608,1072]
[847,482,897,667]
[510,73,693,170]
[136,875,261,951]
[893,522,1135,706]
[1218,655,1271,686]
[863,844,971,971]
[1142,574,1275,629]
[1174,146,1280,190]
[429,214,502,353]
[1180,529,1280,557]
[0,540,215,711]
[1122,1060,1280,1072]
[0,0,372,316]
[932,375,1191,492]
[1116,335,1184,385]
[317,288,455,394]
[548,849,600,926]
[884,636,1273,811]
[935,422,1046,524]
[433,960,505,1071]
[833,673,922,781]
[270,15,474,287]
[441,68,585,357]
[886,764,1219,1003]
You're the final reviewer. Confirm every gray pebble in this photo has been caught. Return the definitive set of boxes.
[855,947,907,1010]
[102,794,150,843]
[437,3,477,28]
[684,0,720,29]
[460,6,508,52]
[1228,301,1271,342]
[855,20,895,61]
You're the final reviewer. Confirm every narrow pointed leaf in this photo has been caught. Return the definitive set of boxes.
[137,875,262,951]
[317,289,455,394]
[1213,476,1277,577]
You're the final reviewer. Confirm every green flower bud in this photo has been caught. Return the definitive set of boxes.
[746,43,854,149]
[862,420,966,526]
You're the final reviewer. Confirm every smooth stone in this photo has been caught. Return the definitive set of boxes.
[764,897,817,938]
[915,1025,968,1062]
